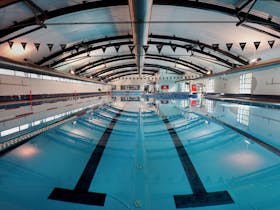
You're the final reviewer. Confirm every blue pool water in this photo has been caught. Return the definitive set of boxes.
[1,98,280,210]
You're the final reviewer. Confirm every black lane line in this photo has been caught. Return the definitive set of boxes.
[48,109,123,206]
[161,117,234,208]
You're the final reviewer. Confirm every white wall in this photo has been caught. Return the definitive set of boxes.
[0,74,111,96]
[212,75,240,94]
[110,77,183,92]
[158,79,177,92]
[193,65,280,95]
[109,67,198,92]
[252,66,280,95]
[110,76,154,91]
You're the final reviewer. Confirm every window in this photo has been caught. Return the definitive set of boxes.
[0,68,98,85]
[206,79,214,93]
[178,82,189,92]
[169,85,175,92]
[240,73,252,94]
[19,124,29,130]
[237,105,250,126]
[185,83,190,92]
[1,127,20,137]
[0,68,14,76]
[32,120,41,126]
[15,71,25,77]
[44,116,55,122]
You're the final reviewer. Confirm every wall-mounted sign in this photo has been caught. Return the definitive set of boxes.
[161,85,169,90]
[191,84,197,92]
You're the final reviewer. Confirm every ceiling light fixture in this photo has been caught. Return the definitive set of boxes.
[206,70,212,75]
[249,57,261,64]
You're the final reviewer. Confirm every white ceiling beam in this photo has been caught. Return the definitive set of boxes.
[128,0,153,75]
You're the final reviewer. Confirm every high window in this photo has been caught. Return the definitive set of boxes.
[0,68,96,85]
[240,73,252,94]
[206,79,214,93]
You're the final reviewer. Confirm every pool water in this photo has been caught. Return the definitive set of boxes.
[0,98,280,210]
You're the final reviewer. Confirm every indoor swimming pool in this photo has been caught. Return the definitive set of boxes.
[1,97,280,210]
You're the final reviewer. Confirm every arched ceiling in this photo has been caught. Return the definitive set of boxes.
[0,0,279,82]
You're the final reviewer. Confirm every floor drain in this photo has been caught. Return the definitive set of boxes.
[134,200,142,208]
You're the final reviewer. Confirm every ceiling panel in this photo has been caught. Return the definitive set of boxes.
[0,0,279,81]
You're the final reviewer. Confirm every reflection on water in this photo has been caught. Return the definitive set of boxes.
[237,105,250,126]
[175,98,280,150]
[14,144,39,158]
[1,97,280,210]
[120,97,140,101]
[225,150,263,171]
[110,96,280,152]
